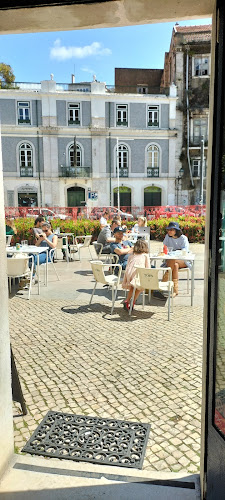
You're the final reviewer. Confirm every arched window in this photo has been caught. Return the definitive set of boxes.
[147,144,159,177]
[19,143,33,177]
[116,143,129,177]
[68,143,82,167]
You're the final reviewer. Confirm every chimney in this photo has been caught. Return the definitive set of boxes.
[71,74,75,84]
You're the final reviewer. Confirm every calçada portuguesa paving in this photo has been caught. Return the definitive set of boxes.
[9,241,204,475]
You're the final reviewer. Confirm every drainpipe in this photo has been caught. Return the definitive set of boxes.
[186,51,194,187]
[109,102,112,206]
[36,100,43,206]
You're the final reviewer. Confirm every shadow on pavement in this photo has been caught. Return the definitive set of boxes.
[61,304,154,322]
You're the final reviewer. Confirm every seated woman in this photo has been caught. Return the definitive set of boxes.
[162,221,190,296]
[132,216,147,235]
[31,222,58,281]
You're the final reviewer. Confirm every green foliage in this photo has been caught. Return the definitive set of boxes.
[148,216,205,243]
[11,216,205,245]
[0,63,15,88]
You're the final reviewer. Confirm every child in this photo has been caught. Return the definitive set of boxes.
[122,239,150,311]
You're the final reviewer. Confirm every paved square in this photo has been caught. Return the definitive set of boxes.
[9,242,204,474]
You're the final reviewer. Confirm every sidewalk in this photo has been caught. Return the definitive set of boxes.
[8,242,204,477]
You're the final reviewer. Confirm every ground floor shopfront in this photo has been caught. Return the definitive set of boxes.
[3,175,190,209]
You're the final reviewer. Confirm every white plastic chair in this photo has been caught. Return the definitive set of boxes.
[6,235,13,245]
[70,235,92,260]
[92,242,103,259]
[7,255,34,300]
[55,236,69,262]
[129,267,174,320]
[89,260,122,314]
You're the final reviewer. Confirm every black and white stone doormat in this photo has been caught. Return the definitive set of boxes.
[22,410,151,469]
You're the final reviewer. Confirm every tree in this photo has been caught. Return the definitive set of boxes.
[0,63,15,88]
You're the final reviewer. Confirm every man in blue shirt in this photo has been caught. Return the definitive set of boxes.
[110,226,133,270]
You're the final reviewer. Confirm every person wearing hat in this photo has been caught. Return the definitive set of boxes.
[162,221,190,296]
[110,226,133,272]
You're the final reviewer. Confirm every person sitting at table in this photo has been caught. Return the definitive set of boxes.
[96,219,118,254]
[30,222,58,280]
[5,217,17,236]
[100,209,110,229]
[110,226,133,272]
[33,216,45,238]
[132,216,147,234]
[162,221,190,297]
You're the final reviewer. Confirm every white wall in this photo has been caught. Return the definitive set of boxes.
[0,126,14,478]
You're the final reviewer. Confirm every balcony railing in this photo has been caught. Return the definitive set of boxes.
[116,121,128,127]
[115,168,129,177]
[190,136,208,147]
[68,119,80,125]
[148,121,159,127]
[147,167,159,177]
[59,166,91,178]
[18,119,31,124]
[20,166,33,177]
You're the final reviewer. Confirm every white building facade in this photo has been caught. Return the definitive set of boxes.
[0,78,177,210]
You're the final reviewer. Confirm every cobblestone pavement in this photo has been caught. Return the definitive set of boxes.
[9,242,204,474]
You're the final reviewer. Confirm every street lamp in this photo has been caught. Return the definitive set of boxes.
[175,167,184,205]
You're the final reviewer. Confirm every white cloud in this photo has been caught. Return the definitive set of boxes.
[81,66,95,74]
[50,39,111,61]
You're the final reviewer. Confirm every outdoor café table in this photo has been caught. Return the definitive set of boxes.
[149,251,195,306]
[6,245,48,295]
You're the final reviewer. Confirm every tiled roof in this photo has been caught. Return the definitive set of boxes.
[175,24,212,33]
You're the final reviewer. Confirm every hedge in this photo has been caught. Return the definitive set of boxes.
[10,216,205,244]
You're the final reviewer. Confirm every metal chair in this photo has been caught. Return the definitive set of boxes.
[89,260,122,314]
[70,235,92,260]
[7,255,34,300]
[129,267,174,320]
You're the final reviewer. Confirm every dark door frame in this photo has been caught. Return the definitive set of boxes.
[203,1,225,497]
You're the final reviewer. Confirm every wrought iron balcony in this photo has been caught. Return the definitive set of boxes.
[20,166,33,177]
[59,166,91,178]
[148,121,159,127]
[115,168,128,177]
[68,119,80,125]
[116,121,128,127]
[18,118,31,124]
[190,136,208,147]
[147,167,159,177]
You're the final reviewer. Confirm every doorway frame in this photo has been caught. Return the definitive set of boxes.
[0,1,216,496]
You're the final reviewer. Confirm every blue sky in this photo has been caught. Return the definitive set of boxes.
[0,18,211,84]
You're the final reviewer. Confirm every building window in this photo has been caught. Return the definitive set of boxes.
[147,106,159,127]
[137,86,148,94]
[193,117,208,145]
[147,144,159,177]
[19,143,33,176]
[69,143,81,167]
[192,158,206,177]
[193,56,210,76]
[68,103,80,125]
[116,105,128,126]
[116,144,129,177]
[17,102,31,124]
